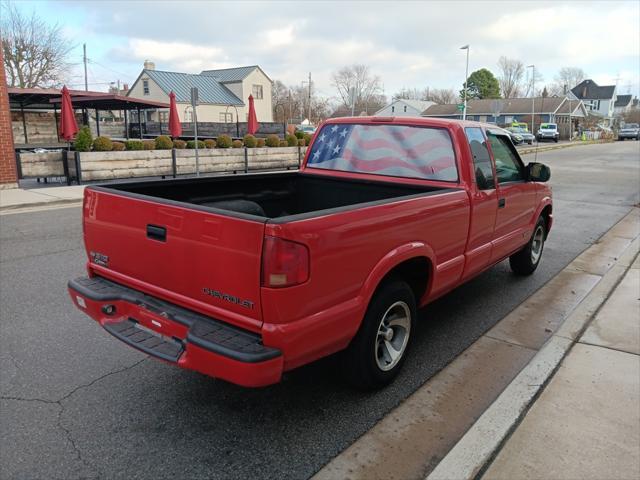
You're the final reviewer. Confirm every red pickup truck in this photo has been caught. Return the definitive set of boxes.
[69,117,552,389]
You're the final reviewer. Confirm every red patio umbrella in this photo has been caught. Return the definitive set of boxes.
[247,94,259,135]
[168,91,182,138]
[59,85,78,141]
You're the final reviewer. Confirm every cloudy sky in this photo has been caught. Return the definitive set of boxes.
[13,0,640,100]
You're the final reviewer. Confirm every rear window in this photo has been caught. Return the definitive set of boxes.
[306,123,458,182]
[624,123,639,128]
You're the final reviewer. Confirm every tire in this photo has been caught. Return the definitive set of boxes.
[342,280,416,390]
[510,217,547,276]
[554,137,558,143]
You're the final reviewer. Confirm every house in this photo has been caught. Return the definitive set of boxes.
[127,61,273,123]
[375,99,435,117]
[613,94,635,116]
[421,96,588,138]
[569,79,616,123]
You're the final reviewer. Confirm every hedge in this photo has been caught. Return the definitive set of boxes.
[155,135,173,149]
[92,136,113,152]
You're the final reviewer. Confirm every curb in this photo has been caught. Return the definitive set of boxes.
[0,198,83,214]
[519,139,614,155]
[426,209,639,480]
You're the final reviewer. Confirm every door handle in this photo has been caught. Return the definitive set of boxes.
[146,224,167,242]
[498,198,506,208]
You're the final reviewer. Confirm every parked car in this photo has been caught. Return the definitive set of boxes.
[500,127,524,145]
[618,123,639,140]
[507,126,535,145]
[537,123,559,142]
[68,118,552,390]
[296,125,317,135]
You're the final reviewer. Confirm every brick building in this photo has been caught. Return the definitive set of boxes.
[0,49,18,188]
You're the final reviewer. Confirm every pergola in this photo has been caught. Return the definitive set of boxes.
[49,94,169,139]
[8,88,169,145]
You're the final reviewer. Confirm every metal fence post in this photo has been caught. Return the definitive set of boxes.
[15,151,23,180]
[62,150,71,186]
[74,151,82,185]
[244,147,249,173]
[298,146,301,169]
[171,148,177,178]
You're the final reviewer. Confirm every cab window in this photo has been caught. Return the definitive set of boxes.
[465,127,495,190]
[487,133,525,183]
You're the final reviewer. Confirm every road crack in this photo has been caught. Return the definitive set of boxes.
[2,357,147,477]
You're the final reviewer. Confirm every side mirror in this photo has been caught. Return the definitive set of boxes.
[527,162,551,182]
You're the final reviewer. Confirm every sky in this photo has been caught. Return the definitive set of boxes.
[10,0,640,101]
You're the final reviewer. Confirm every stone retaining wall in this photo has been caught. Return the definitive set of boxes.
[18,147,306,182]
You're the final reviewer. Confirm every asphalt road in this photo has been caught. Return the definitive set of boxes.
[1,142,639,480]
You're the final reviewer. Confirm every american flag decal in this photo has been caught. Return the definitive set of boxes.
[307,124,458,181]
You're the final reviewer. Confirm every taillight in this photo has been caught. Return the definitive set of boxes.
[261,236,309,288]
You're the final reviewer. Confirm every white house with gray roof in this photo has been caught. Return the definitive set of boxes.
[128,62,273,123]
[374,98,435,117]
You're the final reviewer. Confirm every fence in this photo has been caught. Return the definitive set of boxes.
[16,147,306,184]
[142,121,286,139]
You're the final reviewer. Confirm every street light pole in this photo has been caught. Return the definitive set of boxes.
[461,45,470,121]
[528,64,535,133]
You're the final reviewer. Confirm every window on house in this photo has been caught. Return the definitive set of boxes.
[159,111,168,123]
[252,84,263,99]
[219,112,233,122]
[184,110,193,122]
[391,106,395,113]
[143,79,149,95]
[403,105,407,112]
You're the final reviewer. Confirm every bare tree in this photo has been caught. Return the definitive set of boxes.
[1,1,73,88]
[393,87,424,100]
[522,68,545,97]
[427,88,458,104]
[272,80,331,124]
[332,64,385,114]
[555,67,586,93]
[497,56,524,98]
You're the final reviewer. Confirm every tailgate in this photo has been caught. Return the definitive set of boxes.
[83,188,266,329]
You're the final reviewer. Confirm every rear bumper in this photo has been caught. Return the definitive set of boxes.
[68,276,283,387]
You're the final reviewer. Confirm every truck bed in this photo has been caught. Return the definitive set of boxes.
[96,172,447,221]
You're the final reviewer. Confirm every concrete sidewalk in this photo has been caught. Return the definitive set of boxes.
[483,258,640,480]
[0,184,84,212]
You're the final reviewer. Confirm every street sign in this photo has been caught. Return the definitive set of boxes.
[457,104,465,112]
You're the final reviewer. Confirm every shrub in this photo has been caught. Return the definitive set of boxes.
[286,134,298,147]
[173,139,186,149]
[303,133,312,145]
[155,135,173,149]
[298,138,306,147]
[204,139,216,149]
[124,140,144,151]
[243,134,257,148]
[142,140,155,150]
[294,130,304,139]
[279,140,288,147]
[232,139,243,148]
[186,140,206,149]
[92,136,113,152]
[74,126,92,152]
[265,134,280,147]
[111,141,125,151]
[256,138,266,148]
[216,134,232,148]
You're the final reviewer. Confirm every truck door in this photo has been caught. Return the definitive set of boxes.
[462,127,498,280]
[486,130,537,262]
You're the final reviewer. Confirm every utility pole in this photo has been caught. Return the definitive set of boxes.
[83,43,88,91]
[460,45,469,121]
[528,64,535,133]
[307,72,312,123]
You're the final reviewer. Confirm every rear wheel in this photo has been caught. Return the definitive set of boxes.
[343,280,416,390]
[510,217,547,275]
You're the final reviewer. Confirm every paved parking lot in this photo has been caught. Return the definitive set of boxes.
[1,142,639,479]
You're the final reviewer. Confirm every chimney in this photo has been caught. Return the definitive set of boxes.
[144,60,155,70]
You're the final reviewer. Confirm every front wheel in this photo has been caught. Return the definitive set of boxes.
[342,280,416,389]
[510,217,547,275]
